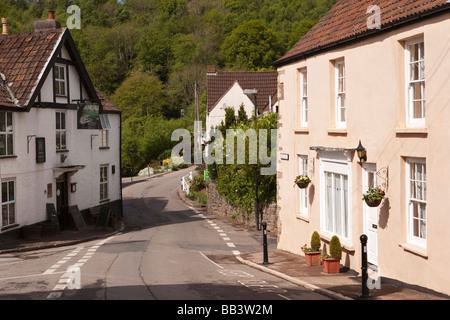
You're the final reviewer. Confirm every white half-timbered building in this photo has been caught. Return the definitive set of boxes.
[0,13,121,237]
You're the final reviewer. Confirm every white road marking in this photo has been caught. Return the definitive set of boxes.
[199,251,224,269]
[46,236,114,299]
[42,246,85,275]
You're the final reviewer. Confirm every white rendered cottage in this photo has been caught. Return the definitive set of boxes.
[0,14,121,236]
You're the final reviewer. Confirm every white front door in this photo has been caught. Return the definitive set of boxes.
[363,165,378,266]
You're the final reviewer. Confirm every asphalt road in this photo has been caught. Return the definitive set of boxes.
[0,167,329,304]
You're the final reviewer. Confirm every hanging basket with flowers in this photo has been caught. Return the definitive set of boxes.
[294,174,311,189]
[362,186,385,207]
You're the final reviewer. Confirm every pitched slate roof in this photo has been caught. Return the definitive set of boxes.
[206,69,278,113]
[274,0,450,66]
[0,30,62,108]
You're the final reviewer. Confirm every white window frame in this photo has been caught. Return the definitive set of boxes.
[56,111,66,151]
[1,179,16,228]
[54,64,67,97]
[0,111,13,156]
[405,38,425,128]
[298,155,309,215]
[335,60,346,128]
[320,157,351,241]
[100,165,109,201]
[299,68,308,127]
[99,129,108,148]
[406,158,426,248]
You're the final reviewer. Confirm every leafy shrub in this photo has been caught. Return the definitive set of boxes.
[190,175,206,192]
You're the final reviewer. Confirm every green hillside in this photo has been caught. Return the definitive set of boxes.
[1,0,335,173]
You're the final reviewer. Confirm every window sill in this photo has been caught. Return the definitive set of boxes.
[294,128,309,134]
[327,128,348,136]
[399,242,428,258]
[319,231,355,252]
[295,214,310,223]
[100,198,110,204]
[395,127,428,137]
[0,155,17,159]
[99,146,110,150]
[56,149,69,153]
[1,223,20,232]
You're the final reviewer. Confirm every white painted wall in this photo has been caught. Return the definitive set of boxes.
[205,82,254,140]
[0,41,121,230]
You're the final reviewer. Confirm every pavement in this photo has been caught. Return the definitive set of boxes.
[0,224,120,254]
[1,172,449,301]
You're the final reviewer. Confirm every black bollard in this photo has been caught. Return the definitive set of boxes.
[262,222,269,264]
[360,234,369,298]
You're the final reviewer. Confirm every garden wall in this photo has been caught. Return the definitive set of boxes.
[206,181,278,236]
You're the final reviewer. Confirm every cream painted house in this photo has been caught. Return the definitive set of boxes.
[274,0,450,295]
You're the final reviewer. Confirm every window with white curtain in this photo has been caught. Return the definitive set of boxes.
[406,38,425,127]
[300,68,308,127]
[407,158,426,247]
[335,60,346,128]
[321,159,350,240]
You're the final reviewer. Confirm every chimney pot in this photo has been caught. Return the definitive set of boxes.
[2,18,9,35]
[207,65,217,74]
[33,12,61,33]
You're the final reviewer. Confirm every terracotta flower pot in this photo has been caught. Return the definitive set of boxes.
[364,198,382,207]
[322,258,340,273]
[305,251,321,266]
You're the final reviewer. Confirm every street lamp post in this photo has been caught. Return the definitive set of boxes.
[243,89,259,230]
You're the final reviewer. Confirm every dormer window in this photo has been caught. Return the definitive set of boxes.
[54,64,66,96]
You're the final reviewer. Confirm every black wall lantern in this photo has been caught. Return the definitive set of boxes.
[356,140,367,164]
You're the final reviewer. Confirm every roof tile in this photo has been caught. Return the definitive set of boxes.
[275,0,450,66]
[0,29,63,108]
[206,70,278,113]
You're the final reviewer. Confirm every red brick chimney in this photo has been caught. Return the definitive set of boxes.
[34,11,61,33]
[207,65,217,75]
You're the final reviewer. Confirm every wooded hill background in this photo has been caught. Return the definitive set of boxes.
[0,0,335,174]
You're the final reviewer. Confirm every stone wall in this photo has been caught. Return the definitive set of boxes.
[206,181,278,236]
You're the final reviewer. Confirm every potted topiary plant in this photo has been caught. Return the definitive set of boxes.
[322,235,342,273]
[303,231,321,266]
